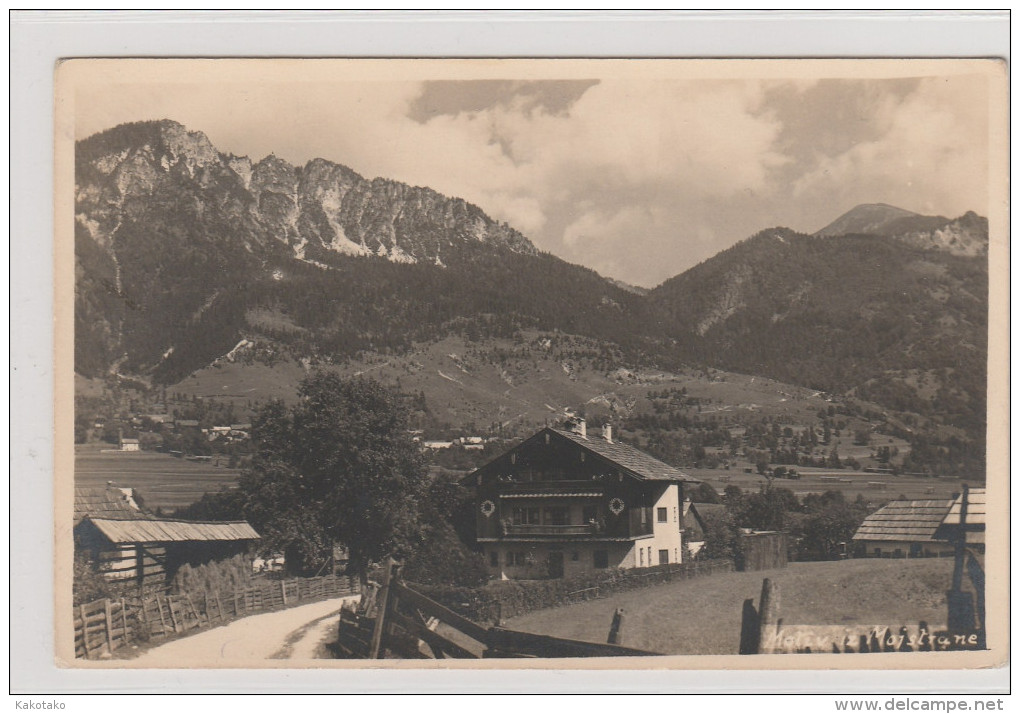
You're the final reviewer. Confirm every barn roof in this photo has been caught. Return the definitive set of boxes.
[941,488,986,526]
[82,517,260,544]
[853,499,954,543]
[549,428,696,482]
[74,484,152,525]
[937,487,986,545]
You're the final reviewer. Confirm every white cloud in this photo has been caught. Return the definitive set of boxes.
[77,70,991,287]
[789,76,989,219]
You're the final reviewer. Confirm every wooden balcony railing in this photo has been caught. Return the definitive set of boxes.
[503,524,599,536]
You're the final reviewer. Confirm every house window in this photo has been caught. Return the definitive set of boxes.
[512,507,540,525]
[545,507,569,526]
[571,551,579,562]
[659,549,669,565]
[657,507,668,523]
[506,551,526,566]
[639,549,644,566]
[641,508,647,525]
[594,550,609,569]
[490,551,499,567]
[675,548,678,562]
[582,505,598,523]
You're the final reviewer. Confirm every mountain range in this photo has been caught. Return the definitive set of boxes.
[74,120,989,458]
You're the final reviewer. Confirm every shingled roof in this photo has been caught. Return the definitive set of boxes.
[549,428,696,483]
[74,483,152,526]
[81,517,260,544]
[853,499,954,543]
[938,487,986,546]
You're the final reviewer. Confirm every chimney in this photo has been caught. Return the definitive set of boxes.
[602,423,613,443]
[569,417,587,439]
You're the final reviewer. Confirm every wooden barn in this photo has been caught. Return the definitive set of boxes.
[737,530,789,571]
[853,499,956,558]
[462,419,699,579]
[75,516,260,592]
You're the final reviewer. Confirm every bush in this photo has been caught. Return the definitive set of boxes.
[170,553,253,595]
[73,550,115,606]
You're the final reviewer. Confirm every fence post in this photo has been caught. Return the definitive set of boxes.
[104,599,114,654]
[281,580,288,606]
[757,578,780,653]
[119,598,128,645]
[79,604,92,658]
[167,596,180,633]
[607,608,625,645]
[154,595,169,636]
[368,557,396,659]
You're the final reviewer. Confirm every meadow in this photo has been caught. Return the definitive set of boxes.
[75,445,240,511]
[503,558,962,655]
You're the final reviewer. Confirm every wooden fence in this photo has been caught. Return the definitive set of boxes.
[337,559,659,659]
[75,575,359,659]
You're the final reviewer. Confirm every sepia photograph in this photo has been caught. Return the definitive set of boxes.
[52,57,1007,671]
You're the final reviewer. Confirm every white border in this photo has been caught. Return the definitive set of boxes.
[10,9,1011,695]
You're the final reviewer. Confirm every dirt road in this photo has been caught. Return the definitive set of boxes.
[129,595,358,666]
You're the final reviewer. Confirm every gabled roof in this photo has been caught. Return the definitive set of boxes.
[74,484,151,526]
[548,428,696,483]
[80,517,260,544]
[684,502,727,532]
[853,499,954,543]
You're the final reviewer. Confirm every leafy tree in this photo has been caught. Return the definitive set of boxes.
[689,481,721,504]
[238,373,429,580]
[795,492,871,560]
[699,508,739,561]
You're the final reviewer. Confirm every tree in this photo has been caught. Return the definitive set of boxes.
[699,508,739,561]
[238,373,429,580]
[690,481,722,504]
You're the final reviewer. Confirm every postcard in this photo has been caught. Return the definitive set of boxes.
[54,58,1008,670]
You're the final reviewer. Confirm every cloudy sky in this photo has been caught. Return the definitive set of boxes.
[70,60,994,288]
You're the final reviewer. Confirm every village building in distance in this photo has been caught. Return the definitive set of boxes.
[852,488,986,558]
[462,419,699,579]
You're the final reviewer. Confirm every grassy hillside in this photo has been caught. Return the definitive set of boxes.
[504,558,964,655]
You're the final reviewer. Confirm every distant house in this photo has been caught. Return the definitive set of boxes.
[176,419,200,429]
[119,438,140,452]
[681,501,727,557]
[853,499,956,558]
[462,419,698,579]
[74,483,148,525]
[423,440,454,450]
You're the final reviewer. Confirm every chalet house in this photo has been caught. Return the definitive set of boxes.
[462,419,698,579]
[119,438,140,452]
[853,499,956,558]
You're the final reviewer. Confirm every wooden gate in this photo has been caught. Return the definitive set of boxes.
[336,558,658,659]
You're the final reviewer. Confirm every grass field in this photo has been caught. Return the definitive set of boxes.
[687,467,970,502]
[75,445,240,511]
[503,558,962,655]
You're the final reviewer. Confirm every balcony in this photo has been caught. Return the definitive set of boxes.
[502,523,601,537]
